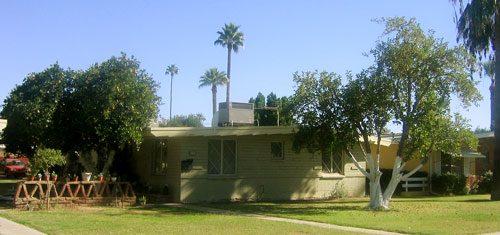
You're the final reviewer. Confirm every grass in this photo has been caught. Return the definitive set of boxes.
[202,194,500,235]
[0,205,357,235]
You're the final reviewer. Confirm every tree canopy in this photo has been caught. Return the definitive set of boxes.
[199,68,227,115]
[0,64,71,156]
[1,53,160,174]
[248,92,294,126]
[159,113,206,127]
[214,23,244,104]
[291,17,481,209]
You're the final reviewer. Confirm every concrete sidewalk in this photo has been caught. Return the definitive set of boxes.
[167,203,404,235]
[0,216,45,235]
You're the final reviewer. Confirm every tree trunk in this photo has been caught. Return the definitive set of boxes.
[101,150,116,176]
[491,9,500,201]
[170,74,174,120]
[212,84,217,114]
[76,151,96,173]
[226,45,232,105]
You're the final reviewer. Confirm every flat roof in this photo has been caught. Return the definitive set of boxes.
[146,126,296,138]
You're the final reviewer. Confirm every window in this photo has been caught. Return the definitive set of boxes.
[441,152,463,175]
[153,139,168,175]
[322,149,343,174]
[271,142,284,160]
[208,140,236,175]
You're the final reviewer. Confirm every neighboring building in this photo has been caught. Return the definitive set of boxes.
[131,126,366,203]
[364,134,486,189]
[476,131,494,176]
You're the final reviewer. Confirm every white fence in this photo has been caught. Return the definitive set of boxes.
[402,177,428,192]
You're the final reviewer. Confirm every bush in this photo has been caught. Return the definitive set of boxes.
[432,172,468,195]
[477,170,492,194]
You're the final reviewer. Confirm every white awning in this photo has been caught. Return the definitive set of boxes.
[461,149,486,158]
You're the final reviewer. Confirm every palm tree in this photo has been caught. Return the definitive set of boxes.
[452,0,500,201]
[214,23,244,105]
[165,64,179,120]
[199,68,227,115]
[483,61,495,130]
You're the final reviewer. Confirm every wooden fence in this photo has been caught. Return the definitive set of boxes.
[14,180,136,209]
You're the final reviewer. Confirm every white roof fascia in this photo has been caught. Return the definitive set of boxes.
[147,126,296,138]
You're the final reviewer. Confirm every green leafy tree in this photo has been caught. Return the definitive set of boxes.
[0,64,72,157]
[198,68,227,114]
[452,0,500,200]
[254,92,266,108]
[248,92,295,126]
[159,113,206,127]
[165,64,179,120]
[266,92,278,107]
[31,148,66,175]
[373,17,480,208]
[214,23,244,104]
[55,53,160,175]
[291,18,481,209]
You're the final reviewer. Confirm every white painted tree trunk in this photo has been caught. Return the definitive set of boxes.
[76,149,116,175]
[347,150,425,210]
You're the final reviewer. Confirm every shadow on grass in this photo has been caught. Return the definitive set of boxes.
[123,204,206,216]
[199,199,388,216]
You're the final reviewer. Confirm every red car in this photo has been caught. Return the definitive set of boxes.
[0,158,30,178]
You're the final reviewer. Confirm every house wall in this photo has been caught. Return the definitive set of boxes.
[177,134,365,203]
[133,134,366,203]
[132,137,181,202]
[368,144,430,173]
[476,137,494,175]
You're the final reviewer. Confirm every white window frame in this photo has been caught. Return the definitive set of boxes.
[208,139,237,175]
[270,141,284,160]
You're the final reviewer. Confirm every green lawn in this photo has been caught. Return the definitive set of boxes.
[202,195,500,235]
[0,205,356,235]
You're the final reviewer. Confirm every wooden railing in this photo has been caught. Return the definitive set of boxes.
[14,180,136,208]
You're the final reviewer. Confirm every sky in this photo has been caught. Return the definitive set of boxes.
[0,1,492,130]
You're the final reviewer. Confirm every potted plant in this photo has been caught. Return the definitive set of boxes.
[81,172,92,181]
[138,195,147,205]
[26,171,37,181]
[111,172,117,182]
[64,174,71,182]
[36,173,42,181]
[43,171,50,181]
[72,174,79,182]
[97,172,104,181]
[51,171,58,182]
[105,172,111,182]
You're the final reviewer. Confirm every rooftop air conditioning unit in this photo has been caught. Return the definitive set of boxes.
[217,102,254,126]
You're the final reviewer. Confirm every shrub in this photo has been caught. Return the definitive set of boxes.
[477,170,492,194]
[432,172,468,195]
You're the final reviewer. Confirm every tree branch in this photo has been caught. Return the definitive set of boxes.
[346,149,370,178]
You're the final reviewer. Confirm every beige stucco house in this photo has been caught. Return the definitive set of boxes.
[131,126,366,203]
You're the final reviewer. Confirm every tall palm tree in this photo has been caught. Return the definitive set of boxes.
[483,60,495,130]
[165,64,179,120]
[452,0,500,201]
[199,68,227,115]
[214,23,244,105]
